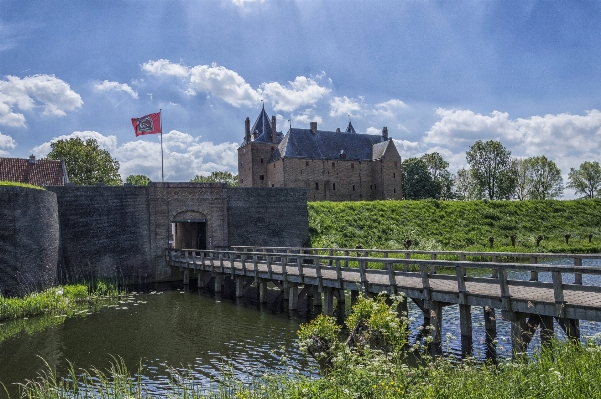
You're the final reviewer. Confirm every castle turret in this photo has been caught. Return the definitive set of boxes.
[382,126,388,141]
[272,116,277,143]
[244,117,251,144]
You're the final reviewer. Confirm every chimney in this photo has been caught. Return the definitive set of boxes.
[244,117,251,143]
[28,154,36,163]
[336,128,341,132]
[310,121,317,134]
[272,116,277,143]
[382,126,388,141]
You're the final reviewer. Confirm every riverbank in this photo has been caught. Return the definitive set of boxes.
[309,199,601,253]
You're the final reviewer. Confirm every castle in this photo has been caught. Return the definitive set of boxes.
[238,107,403,201]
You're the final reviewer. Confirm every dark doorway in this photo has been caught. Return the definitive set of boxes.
[173,220,207,249]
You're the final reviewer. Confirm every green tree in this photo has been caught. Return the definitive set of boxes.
[47,138,121,186]
[420,152,454,200]
[512,158,528,200]
[454,168,483,200]
[401,158,439,199]
[523,156,563,200]
[125,174,151,186]
[465,140,516,200]
[567,161,601,199]
[190,171,239,186]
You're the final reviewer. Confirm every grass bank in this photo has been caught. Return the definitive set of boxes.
[309,199,601,253]
[0,281,121,322]
[0,181,44,190]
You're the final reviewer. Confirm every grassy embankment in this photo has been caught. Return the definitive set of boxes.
[0,282,122,344]
[0,181,44,190]
[309,199,601,253]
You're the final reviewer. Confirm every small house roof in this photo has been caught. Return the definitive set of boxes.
[0,157,68,186]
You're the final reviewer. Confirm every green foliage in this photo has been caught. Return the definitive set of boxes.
[125,174,151,186]
[420,152,455,200]
[190,171,239,186]
[515,156,564,200]
[0,281,121,322]
[567,161,601,199]
[46,138,121,186]
[466,140,516,200]
[308,199,601,253]
[401,158,439,200]
[0,181,44,190]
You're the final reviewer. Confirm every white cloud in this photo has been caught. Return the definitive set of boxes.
[142,59,190,78]
[31,131,118,158]
[94,80,138,98]
[142,59,328,111]
[231,0,265,8]
[32,130,238,182]
[0,74,83,127]
[366,127,381,135]
[292,109,322,125]
[329,96,363,117]
[188,63,261,107]
[0,132,16,156]
[372,99,407,118]
[261,76,330,112]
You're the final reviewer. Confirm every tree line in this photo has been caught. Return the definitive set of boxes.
[42,137,601,199]
[402,140,601,200]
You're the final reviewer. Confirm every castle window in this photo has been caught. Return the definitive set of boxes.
[394,188,396,193]
[393,173,396,178]
[315,182,319,190]
[352,185,355,191]
[271,146,275,151]
[351,163,354,169]
[394,161,398,167]
[241,179,243,183]
[332,162,335,168]
[274,163,276,168]
[306,161,309,167]
[259,175,264,180]
[370,185,372,190]
[333,183,336,190]
[240,162,243,167]
[271,184,274,187]
[374,184,377,190]
[260,158,264,163]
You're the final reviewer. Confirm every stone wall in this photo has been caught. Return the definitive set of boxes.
[0,187,58,296]
[48,186,152,284]
[227,187,309,247]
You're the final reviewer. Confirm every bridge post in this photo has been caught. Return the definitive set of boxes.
[574,257,583,285]
[504,311,528,358]
[337,289,345,304]
[215,274,224,293]
[313,287,322,307]
[459,304,473,357]
[323,287,334,316]
[236,278,245,297]
[429,301,443,357]
[484,306,497,361]
[350,290,359,306]
[259,280,268,303]
[529,256,538,281]
[289,285,299,310]
[183,269,190,285]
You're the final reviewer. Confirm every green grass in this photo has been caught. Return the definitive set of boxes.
[309,199,601,253]
[0,181,44,190]
[0,281,121,323]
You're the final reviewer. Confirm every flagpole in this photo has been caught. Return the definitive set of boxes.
[160,109,164,182]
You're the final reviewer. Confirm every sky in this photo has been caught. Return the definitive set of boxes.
[1,0,601,198]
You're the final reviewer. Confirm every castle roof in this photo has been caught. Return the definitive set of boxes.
[270,128,388,162]
[0,157,68,186]
[248,105,283,144]
[345,121,356,133]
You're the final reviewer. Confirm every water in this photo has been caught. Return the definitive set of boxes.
[0,283,316,397]
[1,258,600,396]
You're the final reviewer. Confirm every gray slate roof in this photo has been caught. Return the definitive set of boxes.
[270,128,388,162]
[249,106,283,144]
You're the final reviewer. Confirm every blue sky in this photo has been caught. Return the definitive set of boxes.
[1,0,600,197]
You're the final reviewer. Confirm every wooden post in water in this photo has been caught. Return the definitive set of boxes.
[289,285,299,310]
[505,311,528,358]
[459,304,473,357]
[484,306,497,361]
[323,287,334,316]
[215,274,224,293]
[183,269,190,285]
[313,287,322,307]
[429,301,443,357]
[235,278,245,297]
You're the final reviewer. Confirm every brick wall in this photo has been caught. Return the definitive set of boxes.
[227,187,309,247]
[0,187,58,296]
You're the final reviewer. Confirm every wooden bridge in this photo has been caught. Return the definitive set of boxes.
[167,246,601,358]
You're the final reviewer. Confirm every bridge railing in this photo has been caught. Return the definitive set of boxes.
[167,247,601,318]
[230,245,601,284]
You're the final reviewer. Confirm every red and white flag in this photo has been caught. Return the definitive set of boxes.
[132,112,161,136]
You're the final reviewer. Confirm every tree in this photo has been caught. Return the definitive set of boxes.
[125,174,151,186]
[567,161,601,199]
[190,171,239,186]
[454,168,483,200]
[401,158,439,200]
[523,156,563,200]
[420,152,454,200]
[47,138,121,186]
[512,158,528,200]
[465,140,516,200]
